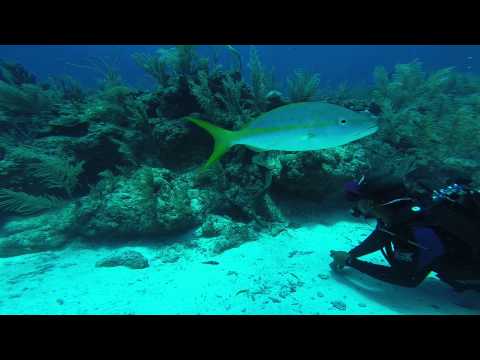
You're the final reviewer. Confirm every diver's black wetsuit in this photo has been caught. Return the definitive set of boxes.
[346,220,480,292]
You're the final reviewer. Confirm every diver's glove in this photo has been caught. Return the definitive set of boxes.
[329,251,351,272]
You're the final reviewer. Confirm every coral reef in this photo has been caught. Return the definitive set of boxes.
[254,144,370,201]
[370,60,480,187]
[0,50,479,258]
[0,60,36,85]
[71,167,199,239]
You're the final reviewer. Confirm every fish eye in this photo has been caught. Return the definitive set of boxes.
[339,118,348,125]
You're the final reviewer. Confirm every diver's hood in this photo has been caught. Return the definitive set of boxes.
[344,174,407,203]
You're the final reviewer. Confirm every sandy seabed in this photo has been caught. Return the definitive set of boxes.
[1,210,479,315]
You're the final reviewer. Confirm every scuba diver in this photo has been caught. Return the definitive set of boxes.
[329,170,480,293]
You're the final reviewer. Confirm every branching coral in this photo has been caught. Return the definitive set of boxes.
[0,189,64,215]
[286,69,321,103]
[67,56,123,89]
[189,70,252,129]
[83,84,150,132]
[248,46,272,113]
[174,45,198,77]
[132,52,170,87]
[6,145,85,198]
[189,70,220,120]
[216,74,245,116]
[0,60,36,85]
[133,46,204,89]
[216,74,253,126]
[373,60,480,162]
[225,45,243,73]
[48,75,85,102]
[0,81,55,115]
[28,155,85,198]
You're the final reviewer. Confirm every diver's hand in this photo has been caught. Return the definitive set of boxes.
[329,250,351,272]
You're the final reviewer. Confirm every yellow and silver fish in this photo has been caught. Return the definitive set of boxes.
[187,101,378,170]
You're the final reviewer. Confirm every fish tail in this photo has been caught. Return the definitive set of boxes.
[186,117,235,171]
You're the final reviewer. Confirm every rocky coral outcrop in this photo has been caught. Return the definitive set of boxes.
[194,214,257,254]
[69,167,227,240]
[0,203,77,257]
[262,144,370,200]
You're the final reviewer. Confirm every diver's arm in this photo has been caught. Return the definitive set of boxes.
[347,225,445,287]
[347,258,431,288]
[348,225,391,258]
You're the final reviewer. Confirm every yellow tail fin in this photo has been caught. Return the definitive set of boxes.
[186,117,235,171]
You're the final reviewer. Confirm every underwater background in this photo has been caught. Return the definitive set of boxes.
[0,44,479,314]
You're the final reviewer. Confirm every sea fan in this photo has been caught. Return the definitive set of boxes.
[286,70,321,103]
[0,189,64,215]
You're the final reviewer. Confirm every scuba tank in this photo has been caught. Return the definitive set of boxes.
[384,184,480,261]
[425,183,480,259]
[377,183,480,264]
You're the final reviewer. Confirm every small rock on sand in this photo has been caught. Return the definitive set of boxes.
[318,273,330,280]
[331,300,347,311]
[96,250,149,270]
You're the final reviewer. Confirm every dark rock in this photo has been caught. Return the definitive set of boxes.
[197,215,231,238]
[331,300,347,311]
[152,118,199,169]
[96,250,149,270]
[160,77,201,119]
[318,273,330,280]
[202,261,219,265]
[288,250,314,258]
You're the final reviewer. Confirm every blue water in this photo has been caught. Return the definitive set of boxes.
[1,45,479,89]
